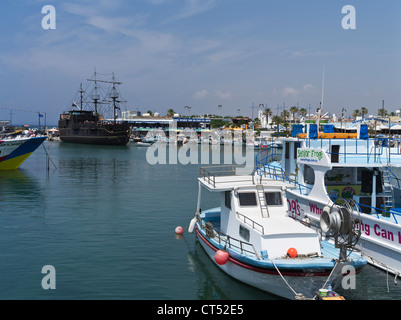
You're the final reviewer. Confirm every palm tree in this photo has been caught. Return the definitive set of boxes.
[166,108,175,117]
[378,108,388,117]
[360,107,368,118]
[299,108,307,120]
[281,110,290,131]
[352,109,361,119]
[289,106,298,124]
[264,108,272,128]
[272,115,282,130]
[281,110,290,123]
[264,107,272,121]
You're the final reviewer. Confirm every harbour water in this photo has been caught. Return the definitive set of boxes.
[1,141,401,300]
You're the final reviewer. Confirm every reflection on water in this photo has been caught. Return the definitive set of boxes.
[0,169,44,216]
[188,240,279,300]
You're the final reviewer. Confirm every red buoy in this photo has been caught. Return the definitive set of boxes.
[287,248,298,258]
[175,226,184,234]
[214,250,229,265]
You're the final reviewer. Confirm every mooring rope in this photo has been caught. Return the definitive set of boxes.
[42,142,57,169]
[270,258,341,300]
[269,259,302,298]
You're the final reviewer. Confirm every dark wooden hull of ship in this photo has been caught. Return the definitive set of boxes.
[59,126,131,146]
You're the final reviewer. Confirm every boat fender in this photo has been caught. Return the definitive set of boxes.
[214,250,229,265]
[188,217,196,234]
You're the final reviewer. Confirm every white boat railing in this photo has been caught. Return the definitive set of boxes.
[198,214,261,260]
[199,165,296,188]
[236,211,265,235]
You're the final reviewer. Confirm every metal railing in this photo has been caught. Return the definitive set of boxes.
[255,145,282,170]
[329,194,400,224]
[199,165,255,188]
[236,211,265,235]
[302,137,401,164]
[386,166,401,188]
[198,214,261,260]
[256,163,297,185]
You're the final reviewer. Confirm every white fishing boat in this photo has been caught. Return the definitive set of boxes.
[187,165,366,300]
[257,123,401,277]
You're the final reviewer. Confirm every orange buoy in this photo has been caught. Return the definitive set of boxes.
[175,226,184,234]
[287,248,298,258]
[214,250,229,265]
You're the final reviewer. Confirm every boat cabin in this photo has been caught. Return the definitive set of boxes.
[270,124,401,215]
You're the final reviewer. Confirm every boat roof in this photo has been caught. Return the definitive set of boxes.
[198,174,295,191]
[277,136,401,167]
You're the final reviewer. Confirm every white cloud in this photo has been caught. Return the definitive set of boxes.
[214,90,232,100]
[194,89,209,99]
[302,83,317,94]
[281,84,318,97]
[282,87,299,97]
[193,89,232,100]
[162,0,217,23]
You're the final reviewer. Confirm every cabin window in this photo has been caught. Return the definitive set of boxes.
[224,191,231,209]
[304,165,315,185]
[239,225,250,242]
[293,142,301,160]
[331,145,340,163]
[238,192,257,206]
[264,192,282,206]
[285,142,290,159]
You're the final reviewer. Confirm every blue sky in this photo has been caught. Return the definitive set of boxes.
[0,0,400,125]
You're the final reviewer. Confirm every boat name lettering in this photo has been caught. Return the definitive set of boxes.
[287,199,301,216]
[309,203,323,216]
[297,149,323,161]
[356,221,401,244]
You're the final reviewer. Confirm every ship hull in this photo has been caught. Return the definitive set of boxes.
[59,132,130,146]
[0,136,46,170]
[58,119,131,146]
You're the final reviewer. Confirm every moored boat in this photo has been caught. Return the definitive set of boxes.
[257,123,401,276]
[187,165,366,300]
[58,72,131,146]
[0,135,46,170]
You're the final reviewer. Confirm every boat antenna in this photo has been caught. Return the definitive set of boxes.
[321,66,325,112]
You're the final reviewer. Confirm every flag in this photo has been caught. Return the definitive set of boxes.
[39,113,44,118]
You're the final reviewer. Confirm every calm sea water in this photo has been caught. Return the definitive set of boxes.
[1,141,401,300]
